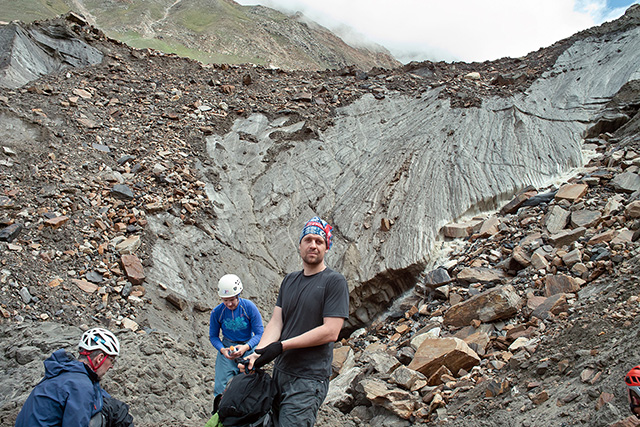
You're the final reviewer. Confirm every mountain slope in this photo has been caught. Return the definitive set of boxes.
[0,0,401,70]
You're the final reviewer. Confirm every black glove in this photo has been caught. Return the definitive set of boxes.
[253,341,283,370]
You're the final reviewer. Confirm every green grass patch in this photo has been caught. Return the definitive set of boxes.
[117,30,266,66]
[0,0,69,22]
[81,0,165,28]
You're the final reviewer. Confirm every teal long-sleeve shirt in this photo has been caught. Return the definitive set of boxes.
[209,298,264,352]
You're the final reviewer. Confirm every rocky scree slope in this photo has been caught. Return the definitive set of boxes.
[324,78,640,426]
[0,6,639,426]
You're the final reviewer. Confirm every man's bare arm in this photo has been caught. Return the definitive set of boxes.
[281,317,344,351]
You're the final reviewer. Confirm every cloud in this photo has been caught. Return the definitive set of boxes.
[236,0,639,62]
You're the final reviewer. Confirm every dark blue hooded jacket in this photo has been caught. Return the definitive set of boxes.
[15,349,107,426]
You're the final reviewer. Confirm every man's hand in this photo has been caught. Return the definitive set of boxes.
[238,352,260,373]
[253,341,283,370]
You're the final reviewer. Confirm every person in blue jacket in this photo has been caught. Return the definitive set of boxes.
[209,274,264,397]
[15,327,133,427]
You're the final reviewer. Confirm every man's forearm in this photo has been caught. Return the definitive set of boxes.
[257,315,282,348]
[281,317,343,351]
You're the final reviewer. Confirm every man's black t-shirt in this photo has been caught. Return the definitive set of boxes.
[274,267,349,381]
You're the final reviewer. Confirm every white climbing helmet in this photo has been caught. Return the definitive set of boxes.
[79,327,120,356]
[218,274,243,297]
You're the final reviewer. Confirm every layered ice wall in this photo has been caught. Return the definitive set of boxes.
[148,22,640,328]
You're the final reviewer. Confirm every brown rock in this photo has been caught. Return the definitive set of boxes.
[407,337,480,378]
[456,267,505,284]
[121,254,145,285]
[511,246,531,268]
[442,219,483,238]
[485,379,510,397]
[121,317,139,331]
[361,378,415,419]
[625,201,640,218]
[72,88,92,99]
[500,189,535,215]
[532,293,569,320]
[463,331,490,356]
[395,323,410,334]
[562,248,582,267]
[390,365,427,390]
[427,365,452,386]
[527,293,547,311]
[549,227,586,247]
[115,235,141,254]
[595,391,614,410]
[612,229,634,245]
[580,368,596,383]
[530,252,550,270]
[332,346,352,379]
[544,274,580,296]
[76,117,100,128]
[145,201,166,213]
[72,279,98,294]
[221,84,235,94]
[530,390,549,405]
[444,285,522,327]
[44,216,69,228]
[428,392,445,415]
[506,324,535,340]
[477,215,500,237]
[293,91,313,102]
[588,229,618,245]
[555,183,588,202]
[165,293,188,311]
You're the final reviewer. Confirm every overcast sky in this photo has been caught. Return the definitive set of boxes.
[235,0,639,63]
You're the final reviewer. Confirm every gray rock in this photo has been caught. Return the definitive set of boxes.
[15,346,41,365]
[544,206,570,234]
[85,271,104,284]
[0,223,23,242]
[0,21,103,89]
[424,267,451,287]
[111,184,134,200]
[570,210,601,228]
[19,287,32,304]
[611,172,640,193]
[549,227,587,247]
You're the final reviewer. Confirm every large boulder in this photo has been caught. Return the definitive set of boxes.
[407,337,481,378]
[443,285,523,327]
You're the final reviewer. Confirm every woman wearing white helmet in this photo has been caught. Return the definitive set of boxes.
[209,274,264,397]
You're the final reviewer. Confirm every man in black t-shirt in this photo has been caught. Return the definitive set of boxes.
[242,216,349,426]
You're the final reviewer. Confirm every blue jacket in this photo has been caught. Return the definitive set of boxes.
[15,349,106,426]
[209,298,264,352]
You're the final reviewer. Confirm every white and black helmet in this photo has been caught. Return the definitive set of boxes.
[217,274,243,297]
[79,328,120,356]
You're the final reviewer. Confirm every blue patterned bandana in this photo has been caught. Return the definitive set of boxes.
[299,216,332,250]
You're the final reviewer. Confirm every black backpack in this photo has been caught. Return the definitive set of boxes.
[217,369,276,427]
